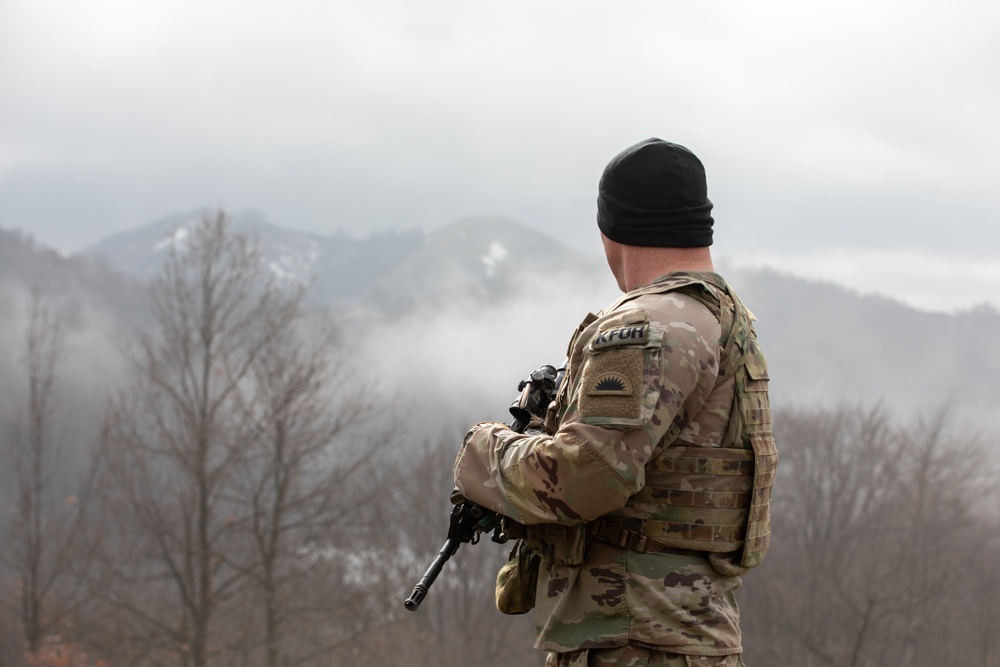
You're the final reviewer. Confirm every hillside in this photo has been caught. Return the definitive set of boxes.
[355,215,610,316]
[85,208,425,305]
[4,213,998,435]
[726,264,1000,423]
[0,227,150,461]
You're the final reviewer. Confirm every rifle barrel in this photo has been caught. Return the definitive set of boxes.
[404,537,461,611]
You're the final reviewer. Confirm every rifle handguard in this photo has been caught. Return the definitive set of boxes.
[404,362,564,611]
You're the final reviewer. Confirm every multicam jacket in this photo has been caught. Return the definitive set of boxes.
[453,271,777,657]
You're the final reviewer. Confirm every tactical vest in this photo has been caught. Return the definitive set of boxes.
[530,273,777,572]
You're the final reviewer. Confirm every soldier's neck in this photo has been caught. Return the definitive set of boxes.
[620,246,715,292]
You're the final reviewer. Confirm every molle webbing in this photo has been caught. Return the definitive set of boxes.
[605,273,777,568]
[693,281,777,567]
[731,334,777,567]
[629,447,755,552]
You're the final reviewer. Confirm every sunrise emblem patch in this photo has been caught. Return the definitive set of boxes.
[588,372,633,396]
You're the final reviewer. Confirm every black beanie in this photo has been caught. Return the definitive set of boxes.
[597,138,714,247]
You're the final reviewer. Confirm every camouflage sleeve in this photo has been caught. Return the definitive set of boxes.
[454,293,722,525]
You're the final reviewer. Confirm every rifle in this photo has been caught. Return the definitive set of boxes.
[403,364,563,612]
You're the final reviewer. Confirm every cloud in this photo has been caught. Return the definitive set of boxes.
[1,0,997,311]
[357,263,621,436]
[727,247,1000,313]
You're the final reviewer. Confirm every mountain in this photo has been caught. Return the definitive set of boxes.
[1,226,149,330]
[84,210,609,313]
[6,212,999,435]
[0,227,150,458]
[85,208,425,305]
[355,215,609,315]
[718,264,1000,425]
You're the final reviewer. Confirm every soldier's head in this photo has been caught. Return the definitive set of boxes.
[597,138,714,248]
[597,139,715,290]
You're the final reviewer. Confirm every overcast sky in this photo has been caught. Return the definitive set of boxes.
[1,0,997,313]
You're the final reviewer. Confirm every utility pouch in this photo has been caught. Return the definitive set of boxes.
[523,523,588,566]
[495,540,540,615]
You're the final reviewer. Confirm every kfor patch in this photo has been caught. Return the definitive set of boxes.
[591,323,649,351]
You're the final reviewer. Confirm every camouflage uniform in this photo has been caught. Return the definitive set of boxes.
[454,271,776,665]
[550,646,746,667]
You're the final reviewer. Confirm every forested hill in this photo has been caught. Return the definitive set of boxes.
[84,208,425,305]
[0,226,149,330]
[0,227,148,436]
[721,263,1000,424]
[3,211,999,430]
[2,214,999,667]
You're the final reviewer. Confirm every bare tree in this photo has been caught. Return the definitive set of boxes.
[224,314,391,667]
[740,404,1000,667]
[970,524,1000,666]
[4,290,88,660]
[89,212,299,667]
[83,211,399,667]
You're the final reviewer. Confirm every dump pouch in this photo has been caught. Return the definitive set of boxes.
[495,540,541,615]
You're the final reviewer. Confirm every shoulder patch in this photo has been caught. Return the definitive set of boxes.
[588,372,633,396]
[591,323,649,351]
[578,347,645,424]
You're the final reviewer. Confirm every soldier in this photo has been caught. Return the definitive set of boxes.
[453,138,777,667]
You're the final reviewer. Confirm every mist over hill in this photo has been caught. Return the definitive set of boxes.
[0,227,149,471]
[355,215,608,316]
[718,264,1000,426]
[3,212,997,667]
[3,212,998,444]
[85,208,425,306]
